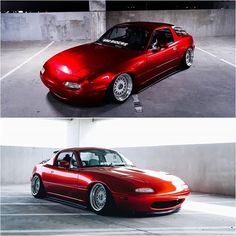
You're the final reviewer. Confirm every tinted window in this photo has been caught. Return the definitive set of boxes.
[149,28,174,49]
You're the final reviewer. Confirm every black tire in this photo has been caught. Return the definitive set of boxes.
[31,174,46,198]
[182,47,194,69]
[107,73,133,103]
[89,183,114,214]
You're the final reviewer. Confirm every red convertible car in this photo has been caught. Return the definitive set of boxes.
[40,22,194,104]
[31,148,190,214]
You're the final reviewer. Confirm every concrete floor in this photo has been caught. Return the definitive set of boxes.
[1,36,235,117]
[1,184,235,235]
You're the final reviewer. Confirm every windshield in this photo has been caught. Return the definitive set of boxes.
[79,149,134,167]
[97,26,150,50]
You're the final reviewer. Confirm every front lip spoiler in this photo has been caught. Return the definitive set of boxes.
[148,207,181,215]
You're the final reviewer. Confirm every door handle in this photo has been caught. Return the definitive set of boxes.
[173,46,177,51]
[50,170,54,174]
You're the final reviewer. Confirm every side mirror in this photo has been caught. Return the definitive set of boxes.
[59,160,70,168]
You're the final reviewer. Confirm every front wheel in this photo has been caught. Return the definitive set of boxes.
[182,48,194,69]
[31,175,46,198]
[89,183,113,214]
[108,73,133,103]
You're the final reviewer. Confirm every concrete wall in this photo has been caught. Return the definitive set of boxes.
[1,11,106,41]
[107,9,235,37]
[2,8,234,41]
[1,146,56,184]
[1,143,235,196]
[89,0,106,41]
[115,143,235,196]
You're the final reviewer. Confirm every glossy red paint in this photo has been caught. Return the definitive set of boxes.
[31,147,190,213]
[40,22,194,104]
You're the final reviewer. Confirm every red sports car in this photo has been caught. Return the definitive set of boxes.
[31,148,190,214]
[40,22,194,104]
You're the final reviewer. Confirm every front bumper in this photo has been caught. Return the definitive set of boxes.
[113,189,190,213]
[40,72,106,104]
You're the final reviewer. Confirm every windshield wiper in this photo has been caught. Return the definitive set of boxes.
[109,163,127,166]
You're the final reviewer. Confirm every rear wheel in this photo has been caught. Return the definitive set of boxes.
[89,183,113,214]
[182,48,194,68]
[31,175,46,198]
[108,73,133,103]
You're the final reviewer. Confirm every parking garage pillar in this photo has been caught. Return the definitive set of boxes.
[89,0,106,41]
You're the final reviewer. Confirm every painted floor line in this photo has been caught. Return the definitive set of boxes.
[0,41,54,80]
[1,196,32,198]
[196,46,217,57]
[1,226,234,233]
[183,201,236,218]
[0,202,62,205]
[220,58,236,67]
[1,231,235,236]
[1,213,94,216]
[196,46,235,67]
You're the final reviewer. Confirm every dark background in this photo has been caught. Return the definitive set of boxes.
[1,1,235,13]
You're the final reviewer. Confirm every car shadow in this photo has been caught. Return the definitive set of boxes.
[104,208,181,218]
[46,92,128,117]
[44,196,180,218]
[137,68,182,94]
[45,67,184,116]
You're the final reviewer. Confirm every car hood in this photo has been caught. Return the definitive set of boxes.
[101,166,185,183]
[45,43,140,80]
[84,166,188,194]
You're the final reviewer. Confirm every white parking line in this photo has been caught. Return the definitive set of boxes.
[0,41,54,80]
[196,47,217,58]
[2,213,94,216]
[183,201,236,218]
[1,196,31,198]
[220,58,236,67]
[196,46,236,67]
[1,226,234,235]
[1,231,235,235]
[0,202,61,205]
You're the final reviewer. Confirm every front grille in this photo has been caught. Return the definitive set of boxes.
[151,199,184,209]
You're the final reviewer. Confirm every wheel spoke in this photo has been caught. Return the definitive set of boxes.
[31,176,40,196]
[90,183,107,212]
[186,48,193,66]
[113,73,133,102]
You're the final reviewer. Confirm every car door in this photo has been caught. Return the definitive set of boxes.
[145,27,179,81]
[43,151,79,200]
[75,150,101,203]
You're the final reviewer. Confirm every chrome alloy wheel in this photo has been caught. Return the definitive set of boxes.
[90,183,107,212]
[185,48,194,67]
[31,175,40,196]
[113,73,133,102]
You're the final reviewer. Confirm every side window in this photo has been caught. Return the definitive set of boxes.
[149,28,174,49]
[80,152,100,167]
[56,152,78,169]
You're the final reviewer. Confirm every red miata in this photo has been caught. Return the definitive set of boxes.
[31,148,190,214]
[40,22,194,104]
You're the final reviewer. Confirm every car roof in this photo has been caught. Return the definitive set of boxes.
[116,21,174,31]
[56,147,112,153]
